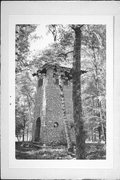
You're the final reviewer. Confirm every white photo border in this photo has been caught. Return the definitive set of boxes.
[1,1,120,179]
[9,15,113,169]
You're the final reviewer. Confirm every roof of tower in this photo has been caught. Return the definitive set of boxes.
[32,63,87,77]
[38,63,72,75]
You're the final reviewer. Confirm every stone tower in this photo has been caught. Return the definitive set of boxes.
[32,64,75,146]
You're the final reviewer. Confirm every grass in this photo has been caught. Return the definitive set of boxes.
[16,142,106,160]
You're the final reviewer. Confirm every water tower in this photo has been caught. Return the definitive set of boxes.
[32,63,75,146]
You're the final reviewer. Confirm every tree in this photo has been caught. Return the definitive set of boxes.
[81,25,106,143]
[55,67,73,152]
[71,25,86,159]
[15,71,36,141]
[15,101,28,142]
[15,24,37,73]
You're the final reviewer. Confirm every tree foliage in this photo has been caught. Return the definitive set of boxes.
[16,70,36,141]
[15,24,37,73]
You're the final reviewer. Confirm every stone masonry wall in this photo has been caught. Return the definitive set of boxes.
[33,68,75,145]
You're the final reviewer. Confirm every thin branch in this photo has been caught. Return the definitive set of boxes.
[57,50,73,58]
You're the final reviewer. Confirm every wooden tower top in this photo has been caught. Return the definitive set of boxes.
[32,63,87,81]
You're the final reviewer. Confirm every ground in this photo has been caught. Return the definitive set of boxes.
[16,142,106,160]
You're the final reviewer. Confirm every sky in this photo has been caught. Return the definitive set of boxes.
[29,24,54,54]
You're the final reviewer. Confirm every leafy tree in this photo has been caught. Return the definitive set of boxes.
[15,24,37,73]
[15,24,38,142]
[16,70,36,141]
[15,99,28,142]
[81,25,106,143]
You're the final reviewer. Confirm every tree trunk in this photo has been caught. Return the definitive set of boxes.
[22,131,24,142]
[58,75,73,152]
[16,135,20,142]
[42,76,47,146]
[72,25,86,159]
[91,128,94,142]
[23,118,26,142]
[104,126,106,143]
[26,94,33,142]
[27,129,29,141]
[92,48,105,143]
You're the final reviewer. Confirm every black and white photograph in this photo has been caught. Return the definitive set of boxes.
[2,1,120,179]
[15,24,106,160]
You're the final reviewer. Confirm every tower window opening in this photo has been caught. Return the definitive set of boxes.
[54,122,59,128]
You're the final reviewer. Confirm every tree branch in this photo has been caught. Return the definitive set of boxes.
[57,50,73,57]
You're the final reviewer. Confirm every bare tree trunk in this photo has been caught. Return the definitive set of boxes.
[27,129,29,141]
[72,25,86,159]
[58,75,73,152]
[22,131,24,142]
[23,118,26,142]
[91,128,94,142]
[26,94,33,142]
